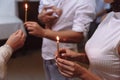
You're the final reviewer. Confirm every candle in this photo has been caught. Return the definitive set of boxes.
[56,36,60,55]
[25,3,28,22]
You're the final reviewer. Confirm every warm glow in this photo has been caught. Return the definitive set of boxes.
[25,3,28,9]
[56,36,60,55]
[56,36,60,41]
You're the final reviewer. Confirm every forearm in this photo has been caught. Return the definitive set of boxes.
[75,53,89,64]
[0,44,13,64]
[43,29,84,43]
[78,66,102,80]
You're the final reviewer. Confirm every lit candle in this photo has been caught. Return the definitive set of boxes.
[56,36,60,55]
[25,3,28,22]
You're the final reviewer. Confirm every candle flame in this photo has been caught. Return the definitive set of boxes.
[25,3,28,9]
[56,36,60,41]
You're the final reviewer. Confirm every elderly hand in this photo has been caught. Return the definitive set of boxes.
[5,30,26,51]
[24,21,45,37]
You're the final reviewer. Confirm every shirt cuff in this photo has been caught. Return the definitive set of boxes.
[0,44,13,63]
[3,44,13,53]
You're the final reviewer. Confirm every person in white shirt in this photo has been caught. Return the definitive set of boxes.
[88,0,111,39]
[25,0,96,80]
[56,0,120,80]
[95,0,110,23]
[0,30,25,80]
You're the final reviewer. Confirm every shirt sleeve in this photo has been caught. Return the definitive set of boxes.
[72,0,96,36]
[0,44,13,79]
[38,0,44,13]
[0,44,13,64]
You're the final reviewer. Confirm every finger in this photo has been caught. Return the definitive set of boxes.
[26,26,34,32]
[21,31,26,41]
[18,29,23,34]
[12,29,20,35]
[24,21,36,26]
[14,30,21,36]
[57,58,74,70]
[47,15,58,20]
[55,51,58,59]
[57,60,75,77]
[58,68,72,78]
[28,32,36,36]
[25,23,35,29]
[59,48,67,53]
[43,6,54,10]
[55,48,67,58]
[46,11,54,16]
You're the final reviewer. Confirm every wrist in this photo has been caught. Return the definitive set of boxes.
[76,65,86,78]
[75,53,84,61]
[4,44,13,53]
[42,29,48,38]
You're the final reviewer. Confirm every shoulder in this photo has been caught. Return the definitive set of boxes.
[76,0,96,8]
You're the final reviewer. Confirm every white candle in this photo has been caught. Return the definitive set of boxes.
[25,3,28,22]
[56,36,60,55]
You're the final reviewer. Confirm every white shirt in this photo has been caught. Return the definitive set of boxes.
[40,0,96,60]
[0,44,13,79]
[86,12,120,80]
[38,0,60,13]
[95,0,110,23]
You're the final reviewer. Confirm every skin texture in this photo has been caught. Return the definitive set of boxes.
[5,30,26,51]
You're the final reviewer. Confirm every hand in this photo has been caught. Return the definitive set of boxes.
[5,30,26,51]
[55,48,80,61]
[56,58,82,78]
[24,21,45,37]
[56,58,102,80]
[38,6,57,25]
[52,6,62,17]
[38,6,62,28]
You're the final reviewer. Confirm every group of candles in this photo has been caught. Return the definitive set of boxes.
[24,2,60,55]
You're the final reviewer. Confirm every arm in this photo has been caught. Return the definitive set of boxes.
[56,58,102,80]
[25,22,84,43]
[1,30,25,63]
[0,30,25,79]
[44,29,84,43]
[55,48,89,64]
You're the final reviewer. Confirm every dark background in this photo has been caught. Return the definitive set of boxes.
[18,1,42,50]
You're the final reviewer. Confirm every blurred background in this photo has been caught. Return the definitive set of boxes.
[0,0,45,80]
